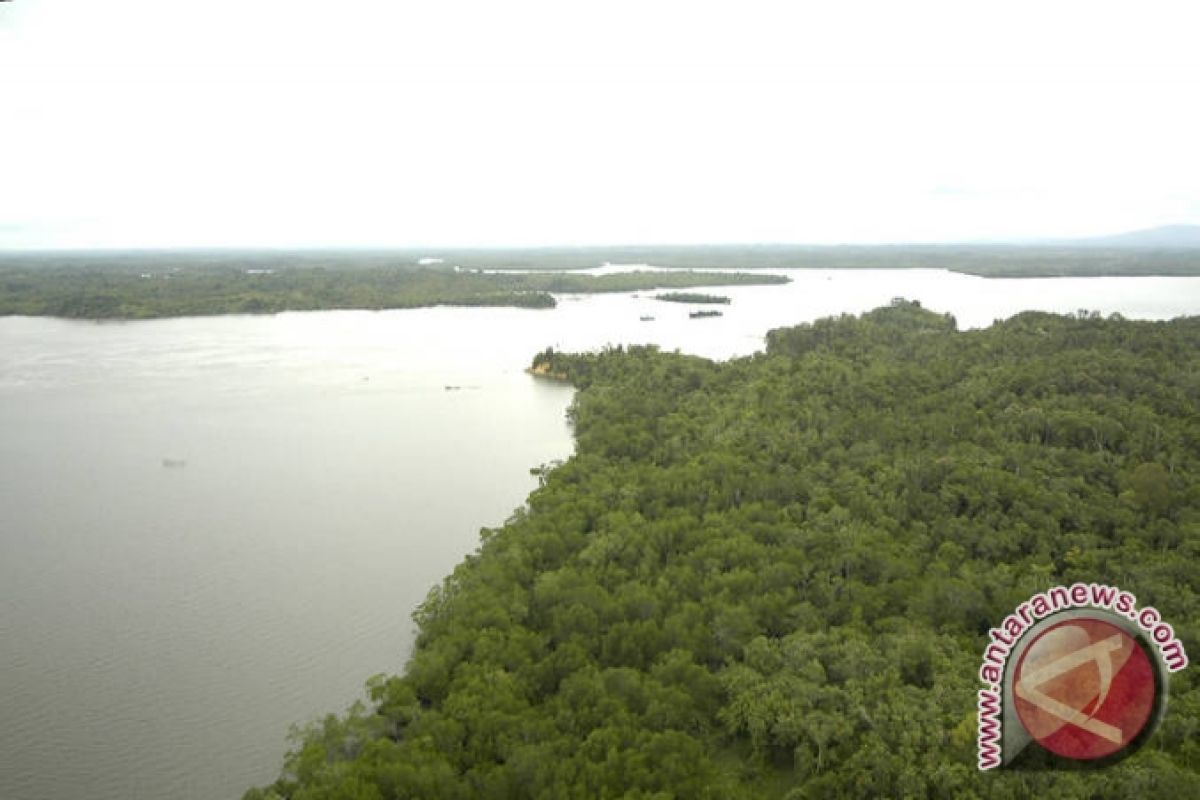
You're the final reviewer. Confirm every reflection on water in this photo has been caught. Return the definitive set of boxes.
[0,269,1197,800]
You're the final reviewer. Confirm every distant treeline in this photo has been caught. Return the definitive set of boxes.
[0,262,786,319]
[3,244,1200,280]
[424,245,1200,277]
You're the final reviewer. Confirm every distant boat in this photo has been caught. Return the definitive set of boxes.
[162,458,187,468]
[639,315,655,322]
[689,310,722,319]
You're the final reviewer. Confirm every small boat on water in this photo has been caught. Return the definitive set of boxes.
[639,315,655,322]
[689,310,722,319]
[162,458,187,468]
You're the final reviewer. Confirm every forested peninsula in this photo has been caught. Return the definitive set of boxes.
[0,260,785,319]
[247,303,1199,799]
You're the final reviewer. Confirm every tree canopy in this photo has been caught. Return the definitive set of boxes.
[248,302,1199,799]
[0,261,784,319]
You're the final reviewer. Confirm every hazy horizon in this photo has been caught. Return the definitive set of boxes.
[2,223,1200,255]
[4,2,1200,250]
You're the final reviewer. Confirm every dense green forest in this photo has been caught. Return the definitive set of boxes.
[0,263,784,319]
[246,303,1198,799]
[655,293,731,305]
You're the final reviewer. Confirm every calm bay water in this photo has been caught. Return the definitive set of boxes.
[1,269,1198,800]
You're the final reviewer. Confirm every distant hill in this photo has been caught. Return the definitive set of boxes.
[1071,224,1200,248]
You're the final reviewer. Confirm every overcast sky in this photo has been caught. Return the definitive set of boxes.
[2,1,1199,248]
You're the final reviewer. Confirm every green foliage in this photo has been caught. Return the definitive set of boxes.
[249,304,1200,799]
[0,260,785,319]
[1124,462,1173,516]
[654,292,732,304]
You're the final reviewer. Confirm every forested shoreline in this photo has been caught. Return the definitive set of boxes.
[0,264,786,320]
[3,242,1200,321]
[246,303,1198,799]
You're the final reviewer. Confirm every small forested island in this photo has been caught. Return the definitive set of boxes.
[0,255,786,319]
[247,302,1198,799]
[689,309,723,319]
[655,292,731,304]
